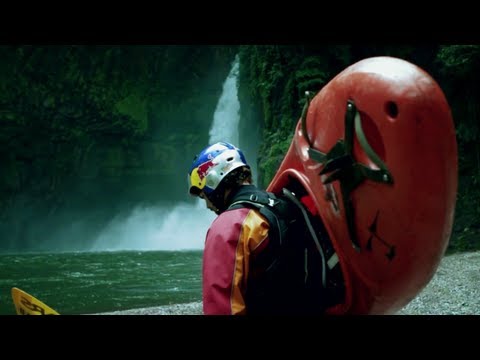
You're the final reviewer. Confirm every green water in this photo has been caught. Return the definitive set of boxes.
[0,250,203,315]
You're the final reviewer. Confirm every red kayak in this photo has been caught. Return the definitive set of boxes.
[267,56,458,314]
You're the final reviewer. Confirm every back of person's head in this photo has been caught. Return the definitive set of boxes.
[188,142,251,210]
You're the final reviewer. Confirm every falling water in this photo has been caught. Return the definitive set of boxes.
[92,55,243,251]
[209,55,240,145]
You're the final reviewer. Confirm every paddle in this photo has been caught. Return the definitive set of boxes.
[11,287,60,315]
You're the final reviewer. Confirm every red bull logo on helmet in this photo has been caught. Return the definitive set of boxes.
[190,159,216,193]
[197,159,215,180]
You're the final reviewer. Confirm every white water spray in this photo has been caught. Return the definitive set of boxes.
[209,56,240,145]
[92,55,242,251]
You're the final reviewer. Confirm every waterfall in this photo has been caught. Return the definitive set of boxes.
[91,55,244,251]
[209,55,240,145]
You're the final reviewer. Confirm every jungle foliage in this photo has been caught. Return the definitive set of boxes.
[0,45,236,250]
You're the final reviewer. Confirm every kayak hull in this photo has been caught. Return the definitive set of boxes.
[267,56,458,314]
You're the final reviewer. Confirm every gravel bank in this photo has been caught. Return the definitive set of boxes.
[97,251,480,315]
[396,250,480,315]
[98,301,203,315]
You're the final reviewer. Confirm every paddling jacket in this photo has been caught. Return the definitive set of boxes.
[202,184,344,315]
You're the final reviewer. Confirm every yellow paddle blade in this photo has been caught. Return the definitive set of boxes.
[11,287,60,315]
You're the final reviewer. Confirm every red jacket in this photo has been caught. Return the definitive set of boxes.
[202,207,270,315]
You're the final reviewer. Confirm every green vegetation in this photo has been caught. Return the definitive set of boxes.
[0,45,236,251]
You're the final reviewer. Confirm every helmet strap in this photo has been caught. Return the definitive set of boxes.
[207,183,229,215]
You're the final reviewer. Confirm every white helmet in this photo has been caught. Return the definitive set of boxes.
[188,142,249,197]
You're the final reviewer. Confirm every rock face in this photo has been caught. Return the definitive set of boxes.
[97,251,480,315]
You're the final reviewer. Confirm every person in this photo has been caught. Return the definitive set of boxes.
[188,141,342,315]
